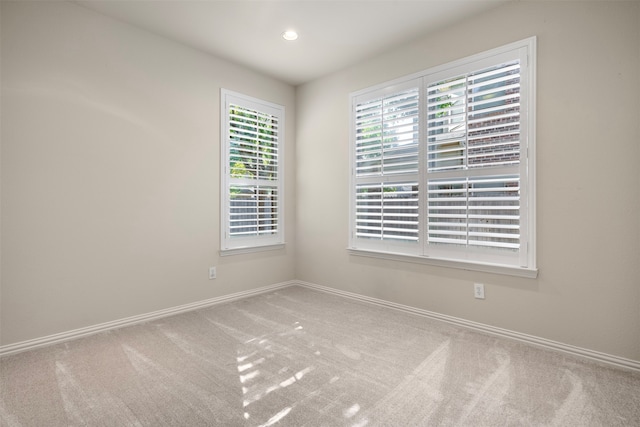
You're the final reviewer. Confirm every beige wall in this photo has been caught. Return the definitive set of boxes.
[296,1,640,361]
[1,1,296,345]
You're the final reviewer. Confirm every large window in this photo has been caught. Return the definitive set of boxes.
[349,38,537,277]
[221,90,284,254]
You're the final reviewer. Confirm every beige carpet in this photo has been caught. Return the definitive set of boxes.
[1,285,639,426]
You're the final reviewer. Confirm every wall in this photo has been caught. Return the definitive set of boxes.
[296,1,640,361]
[1,1,296,345]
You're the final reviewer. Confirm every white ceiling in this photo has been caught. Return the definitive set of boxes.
[75,0,509,86]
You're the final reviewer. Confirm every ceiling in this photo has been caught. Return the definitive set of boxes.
[75,0,509,86]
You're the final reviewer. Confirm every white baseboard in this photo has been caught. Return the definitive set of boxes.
[3,279,639,372]
[0,281,296,357]
[294,280,640,372]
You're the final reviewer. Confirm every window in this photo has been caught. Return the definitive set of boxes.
[221,90,284,255]
[349,38,536,277]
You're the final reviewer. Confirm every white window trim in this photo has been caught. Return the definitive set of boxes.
[348,37,537,278]
[220,89,285,255]
[347,248,538,279]
[220,243,285,257]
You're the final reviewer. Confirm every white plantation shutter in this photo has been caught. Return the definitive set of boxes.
[228,104,279,237]
[426,177,468,245]
[426,61,521,172]
[468,175,520,249]
[426,76,467,172]
[355,182,419,241]
[426,59,524,258]
[228,106,279,181]
[467,63,521,168]
[355,89,420,176]
[221,90,284,253]
[352,82,420,249]
[427,175,520,249]
[349,38,536,276]
[228,184,278,237]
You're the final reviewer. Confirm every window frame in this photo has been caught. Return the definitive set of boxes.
[220,89,285,256]
[348,37,537,278]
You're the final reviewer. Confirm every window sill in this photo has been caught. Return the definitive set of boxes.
[347,248,538,279]
[220,243,285,257]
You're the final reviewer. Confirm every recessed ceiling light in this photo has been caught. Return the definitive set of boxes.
[281,30,298,41]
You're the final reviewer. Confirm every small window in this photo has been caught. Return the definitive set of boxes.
[349,38,537,277]
[221,90,285,255]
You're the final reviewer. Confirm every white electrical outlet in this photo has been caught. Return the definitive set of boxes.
[474,283,485,299]
[209,266,217,280]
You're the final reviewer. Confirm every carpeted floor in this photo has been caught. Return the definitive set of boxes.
[1,285,639,426]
